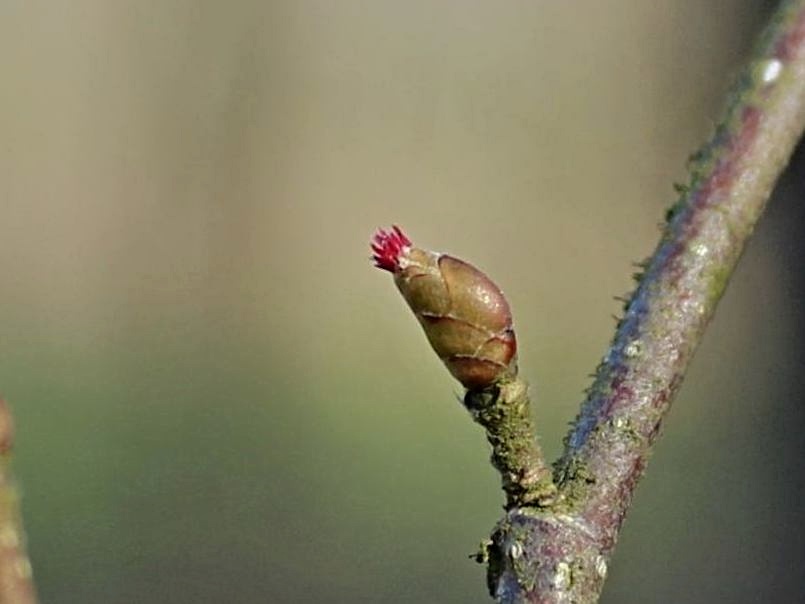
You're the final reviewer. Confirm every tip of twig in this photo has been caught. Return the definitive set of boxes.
[0,400,15,455]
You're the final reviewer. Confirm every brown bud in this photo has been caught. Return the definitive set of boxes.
[372,227,517,389]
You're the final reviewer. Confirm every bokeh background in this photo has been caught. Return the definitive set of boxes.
[2,1,803,602]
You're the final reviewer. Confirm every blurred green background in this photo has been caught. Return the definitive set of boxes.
[2,1,804,602]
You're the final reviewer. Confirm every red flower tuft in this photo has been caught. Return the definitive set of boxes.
[371,225,412,273]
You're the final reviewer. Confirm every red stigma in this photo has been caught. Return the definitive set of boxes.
[371,225,412,272]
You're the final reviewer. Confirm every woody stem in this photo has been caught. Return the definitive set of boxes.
[464,376,556,509]
[486,1,805,601]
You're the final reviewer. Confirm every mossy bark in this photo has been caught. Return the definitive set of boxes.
[464,378,556,509]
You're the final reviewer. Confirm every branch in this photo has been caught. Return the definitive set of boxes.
[0,401,37,604]
[464,377,556,508]
[488,1,805,601]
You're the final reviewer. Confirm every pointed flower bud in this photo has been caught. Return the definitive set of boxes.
[372,226,517,390]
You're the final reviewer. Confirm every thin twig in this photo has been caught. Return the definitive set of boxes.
[486,1,805,601]
[0,401,37,604]
[464,377,556,509]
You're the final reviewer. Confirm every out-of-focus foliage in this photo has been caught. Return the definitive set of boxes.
[1,1,803,602]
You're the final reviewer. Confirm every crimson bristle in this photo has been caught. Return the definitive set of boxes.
[371,225,412,272]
